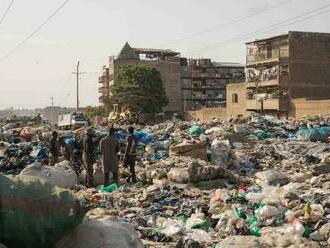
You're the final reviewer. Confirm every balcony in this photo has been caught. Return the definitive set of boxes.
[246,51,280,66]
[246,74,289,89]
[246,98,288,111]
[246,78,279,89]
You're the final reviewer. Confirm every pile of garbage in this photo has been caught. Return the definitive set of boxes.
[1,114,330,247]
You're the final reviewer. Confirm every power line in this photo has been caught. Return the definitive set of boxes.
[0,0,71,63]
[190,3,330,54]
[158,0,296,47]
[0,0,14,26]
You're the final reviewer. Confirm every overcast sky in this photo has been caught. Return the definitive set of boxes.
[0,0,329,109]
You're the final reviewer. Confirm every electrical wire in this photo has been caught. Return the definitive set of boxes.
[0,0,14,26]
[157,0,296,47]
[0,0,71,63]
[190,3,330,54]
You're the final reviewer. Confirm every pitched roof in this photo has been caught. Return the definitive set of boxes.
[117,42,139,60]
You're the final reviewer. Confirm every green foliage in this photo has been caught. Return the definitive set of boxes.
[84,106,105,118]
[110,65,168,114]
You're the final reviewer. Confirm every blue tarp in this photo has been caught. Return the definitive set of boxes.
[134,130,155,144]
[64,137,75,146]
[113,130,155,144]
[296,126,330,141]
[30,146,49,163]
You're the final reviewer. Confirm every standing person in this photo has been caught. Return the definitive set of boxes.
[49,131,59,166]
[83,128,96,187]
[0,127,5,142]
[124,126,138,183]
[99,127,120,186]
[58,136,71,161]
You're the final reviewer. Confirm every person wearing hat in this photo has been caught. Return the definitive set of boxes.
[49,131,59,166]
[83,128,96,187]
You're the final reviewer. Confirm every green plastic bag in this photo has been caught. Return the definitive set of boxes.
[191,219,213,229]
[249,226,261,237]
[177,215,187,225]
[188,125,204,136]
[247,215,260,227]
[234,207,247,219]
[100,183,118,192]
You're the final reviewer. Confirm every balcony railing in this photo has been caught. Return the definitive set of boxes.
[246,97,288,111]
[247,51,279,64]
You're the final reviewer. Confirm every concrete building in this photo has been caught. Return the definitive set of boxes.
[99,42,182,115]
[98,66,110,114]
[181,59,245,111]
[227,31,330,119]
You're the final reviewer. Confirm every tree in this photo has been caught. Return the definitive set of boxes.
[84,106,106,119]
[110,65,168,114]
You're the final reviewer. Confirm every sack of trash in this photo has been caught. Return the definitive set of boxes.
[19,160,78,188]
[0,174,84,248]
[167,160,237,184]
[255,170,289,186]
[210,139,231,166]
[55,216,144,248]
[170,141,207,161]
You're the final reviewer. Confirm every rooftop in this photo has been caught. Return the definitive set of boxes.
[117,42,179,60]
[213,62,245,68]
[246,31,330,45]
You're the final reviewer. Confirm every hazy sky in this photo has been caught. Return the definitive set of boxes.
[0,0,329,109]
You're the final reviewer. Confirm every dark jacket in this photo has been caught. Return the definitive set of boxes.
[83,134,95,164]
[49,137,59,157]
[124,134,138,163]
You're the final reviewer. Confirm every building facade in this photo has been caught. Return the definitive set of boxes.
[181,59,245,111]
[98,43,245,115]
[98,42,182,115]
[98,66,110,114]
[227,31,330,119]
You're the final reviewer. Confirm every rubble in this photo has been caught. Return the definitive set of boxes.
[1,114,330,247]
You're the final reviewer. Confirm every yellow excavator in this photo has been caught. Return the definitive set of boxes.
[108,104,131,124]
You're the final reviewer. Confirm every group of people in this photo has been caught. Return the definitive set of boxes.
[48,126,138,187]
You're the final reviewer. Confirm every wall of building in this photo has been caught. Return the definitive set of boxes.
[183,107,227,122]
[226,82,249,117]
[288,98,330,119]
[113,58,182,113]
[289,32,330,100]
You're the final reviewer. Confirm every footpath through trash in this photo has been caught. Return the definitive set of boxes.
[1,114,330,247]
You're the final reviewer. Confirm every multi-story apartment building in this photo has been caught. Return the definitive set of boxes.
[227,31,330,119]
[181,59,244,111]
[98,66,110,114]
[98,42,182,115]
[98,43,245,116]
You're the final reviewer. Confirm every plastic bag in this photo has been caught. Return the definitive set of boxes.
[188,125,204,137]
[185,230,212,244]
[255,205,281,219]
[100,183,118,192]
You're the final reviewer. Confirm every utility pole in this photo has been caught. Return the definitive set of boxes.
[72,61,86,112]
[50,96,54,107]
[76,61,80,111]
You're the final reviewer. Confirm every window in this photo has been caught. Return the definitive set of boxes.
[232,93,238,103]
